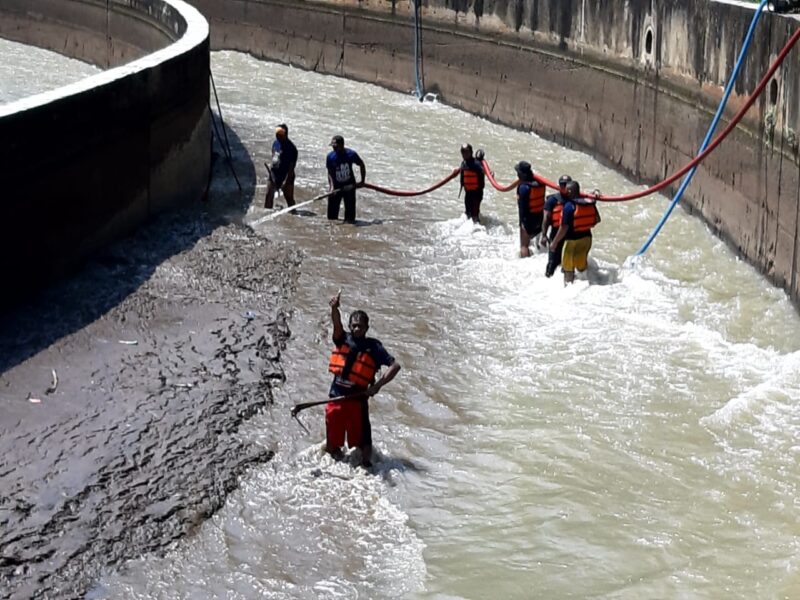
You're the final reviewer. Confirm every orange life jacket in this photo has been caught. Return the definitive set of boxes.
[551,204,563,229]
[329,344,378,387]
[524,185,545,214]
[572,203,599,233]
[462,169,481,192]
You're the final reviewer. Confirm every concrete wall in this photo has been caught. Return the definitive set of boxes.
[0,0,210,307]
[192,0,800,305]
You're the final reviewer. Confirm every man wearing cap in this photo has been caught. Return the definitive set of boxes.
[459,143,485,223]
[514,161,546,258]
[264,123,298,209]
[550,180,601,285]
[326,135,366,223]
[540,174,572,277]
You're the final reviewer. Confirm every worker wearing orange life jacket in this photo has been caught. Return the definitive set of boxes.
[459,143,485,223]
[326,292,401,468]
[541,175,572,277]
[514,161,546,258]
[549,180,601,285]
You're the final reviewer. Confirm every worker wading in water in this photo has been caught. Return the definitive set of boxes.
[326,292,401,468]
[540,174,572,277]
[514,161,545,258]
[326,135,366,223]
[264,123,298,209]
[459,143,485,223]
[550,180,601,285]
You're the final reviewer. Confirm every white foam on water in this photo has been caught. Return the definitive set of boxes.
[95,51,800,599]
[93,440,426,599]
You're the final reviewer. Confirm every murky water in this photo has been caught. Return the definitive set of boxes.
[0,37,99,104]
[88,51,800,599]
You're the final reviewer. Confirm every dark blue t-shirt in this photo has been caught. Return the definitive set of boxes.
[326,148,363,189]
[271,137,298,177]
[330,332,395,396]
[544,192,566,212]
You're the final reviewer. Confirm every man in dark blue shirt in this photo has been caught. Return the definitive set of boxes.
[540,174,572,277]
[459,143,485,223]
[264,124,298,209]
[327,292,401,468]
[515,161,545,258]
[326,135,366,223]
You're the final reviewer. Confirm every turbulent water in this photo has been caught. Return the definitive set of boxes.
[68,51,800,599]
[0,37,99,105]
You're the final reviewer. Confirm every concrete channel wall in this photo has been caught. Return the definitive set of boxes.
[0,0,210,308]
[193,0,800,306]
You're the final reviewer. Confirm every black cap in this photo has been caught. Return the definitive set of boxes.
[330,135,344,147]
[278,123,288,135]
[558,174,572,187]
[460,143,473,154]
[514,161,533,176]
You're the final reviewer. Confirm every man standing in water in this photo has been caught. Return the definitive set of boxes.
[514,161,545,258]
[327,292,401,468]
[540,174,572,277]
[264,124,298,209]
[550,180,601,285]
[326,135,366,223]
[459,143,485,223]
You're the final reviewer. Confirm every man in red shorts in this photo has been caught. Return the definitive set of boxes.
[326,292,401,467]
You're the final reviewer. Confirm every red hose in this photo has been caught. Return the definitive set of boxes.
[482,26,800,203]
[483,164,519,192]
[363,168,460,197]
[599,25,800,202]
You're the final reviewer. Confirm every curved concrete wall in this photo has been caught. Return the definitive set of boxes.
[0,0,210,308]
[194,0,800,306]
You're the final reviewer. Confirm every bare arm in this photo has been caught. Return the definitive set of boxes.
[367,362,401,397]
[550,223,568,251]
[330,292,344,342]
[357,159,366,185]
[539,210,551,246]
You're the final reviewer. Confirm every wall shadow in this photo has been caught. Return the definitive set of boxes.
[0,113,256,376]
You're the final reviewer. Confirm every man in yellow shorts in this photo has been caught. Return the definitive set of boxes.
[550,181,600,285]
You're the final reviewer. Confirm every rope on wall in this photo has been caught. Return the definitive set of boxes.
[413,0,424,100]
[209,69,242,192]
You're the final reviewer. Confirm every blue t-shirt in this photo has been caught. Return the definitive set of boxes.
[326,148,363,189]
[330,332,395,396]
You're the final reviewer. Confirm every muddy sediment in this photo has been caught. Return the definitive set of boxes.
[0,200,299,598]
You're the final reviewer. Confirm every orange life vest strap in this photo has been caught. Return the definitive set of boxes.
[462,169,481,192]
[329,344,378,387]
[551,204,563,228]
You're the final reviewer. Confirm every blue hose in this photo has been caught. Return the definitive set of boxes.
[635,0,769,256]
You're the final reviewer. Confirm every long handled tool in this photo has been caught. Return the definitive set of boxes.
[251,185,355,226]
[291,391,367,433]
